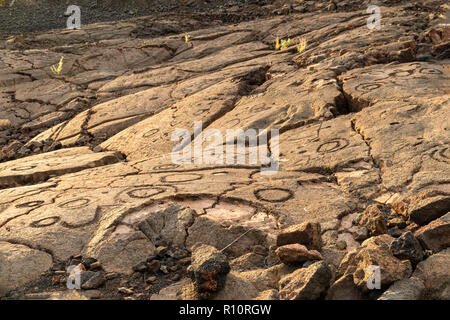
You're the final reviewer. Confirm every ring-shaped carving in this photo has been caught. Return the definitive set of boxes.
[11,165,38,171]
[160,173,203,183]
[142,128,159,138]
[254,187,293,203]
[58,198,91,209]
[316,138,349,154]
[15,200,45,208]
[30,216,60,228]
[355,83,382,92]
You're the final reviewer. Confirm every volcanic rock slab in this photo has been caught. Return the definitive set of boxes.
[0,0,449,300]
[0,147,122,188]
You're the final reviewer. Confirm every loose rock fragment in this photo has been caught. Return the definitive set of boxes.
[81,271,105,290]
[188,245,230,296]
[408,191,450,225]
[279,261,332,300]
[389,231,424,265]
[412,248,450,299]
[338,235,412,291]
[357,205,387,237]
[378,277,425,300]
[276,222,322,250]
[326,274,363,300]
[415,212,450,253]
[276,244,323,264]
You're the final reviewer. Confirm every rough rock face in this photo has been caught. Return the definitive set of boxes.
[275,244,323,264]
[415,212,450,253]
[278,261,332,300]
[337,235,412,291]
[389,232,424,265]
[0,241,53,295]
[188,245,231,297]
[0,0,448,300]
[276,222,322,250]
[378,277,425,300]
[412,249,450,299]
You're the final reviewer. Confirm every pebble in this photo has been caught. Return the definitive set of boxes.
[178,257,191,266]
[156,246,168,257]
[89,261,102,270]
[336,240,347,250]
[0,119,11,129]
[147,260,161,273]
[160,265,169,274]
[118,287,134,295]
[105,272,119,280]
[133,261,148,273]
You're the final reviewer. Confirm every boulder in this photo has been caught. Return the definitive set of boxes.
[326,274,363,300]
[278,261,332,300]
[253,289,279,300]
[188,244,230,296]
[389,231,424,265]
[415,212,450,253]
[81,271,105,290]
[338,235,412,291]
[378,277,425,300]
[213,272,259,300]
[238,264,295,292]
[408,191,450,225]
[229,253,266,271]
[150,278,196,300]
[0,241,53,295]
[275,244,323,264]
[276,222,322,250]
[412,248,450,299]
[357,205,387,237]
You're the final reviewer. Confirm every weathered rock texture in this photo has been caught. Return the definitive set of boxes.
[0,0,448,300]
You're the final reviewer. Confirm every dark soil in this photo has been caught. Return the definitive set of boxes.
[0,0,275,37]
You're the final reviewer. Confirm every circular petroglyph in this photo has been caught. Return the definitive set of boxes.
[317,138,349,154]
[193,109,209,116]
[355,83,382,92]
[224,118,240,127]
[142,128,159,138]
[160,173,203,183]
[44,161,65,167]
[11,164,38,171]
[30,216,60,228]
[251,103,270,113]
[254,187,293,202]
[58,198,91,209]
[431,147,450,163]
[407,62,423,69]
[419,68,443,75]
[389,69,414,77]
[15,200,45,208]
[127,186,167,199]
[366,70,390,80]
[153,164,180,170]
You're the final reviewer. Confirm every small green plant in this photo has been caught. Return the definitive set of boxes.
[275,37,291,50]
[280,38,291,50]
[296,38,308,53]
[275,37,280,50]
[50,56,64,75]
